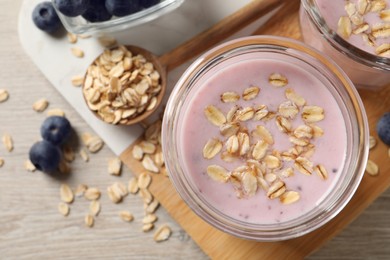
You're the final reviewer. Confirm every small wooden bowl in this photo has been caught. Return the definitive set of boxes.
[82,45,167,126]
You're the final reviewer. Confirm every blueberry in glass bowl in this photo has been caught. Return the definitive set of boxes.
[51,0,186,35]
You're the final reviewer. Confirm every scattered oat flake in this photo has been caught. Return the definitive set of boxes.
[267,180,286,199]
[143,223,154,232]
[140,188,153,204]
[78,34,91,39]
[107,186,122,203]
[142,155,159,173]
[221,92,240,103]
[294,157,313,176]
[32,98,49,112]
[204,105,226,126]
[337,16,352,39]
[146,199,160,214]
[120,211,134,222]
[0,158,4,167]
[153,225,172,242]
[252,125,274,144]
[85,214,94,228]
[314,164,328,180]
[206,165,230,183]
[63,146,75,162]
[366,160,379,176]
[2,134,13,152]
[369,136,377,150]
[285,88,306,106]
[371,0,387,12]
[75,184,88,197]
[376,43,390,57]
[138,172,152,189]
[132,145,144,160]
[302,106,325,123]
[24,159,36,172]
[108,158,122,176]
[237,107,255,121]
[128,177,139,194]
[58,160,71,174]
[60,184,74,203]
[380,9,390,21]
[71,75,84,87]
[71,47,84,58]
[357,0,371,15]
[98,36,117,47]
[242,86,260,101]
[58,202,70,216]
[371,23,390,38]
[269,73,288,87]
[242,172,258,196]
[47,108,65,117]
[79,148,89,162]
[81,132,93,145]
[280,191,300,205]
[143,214,158,224]
[67,32,77,44]
[84,187,101,200]
[86,136,104,153]
[139,141,156,154]
[203,138,222,159]
[90,200,101,216]
[0,89,9,103]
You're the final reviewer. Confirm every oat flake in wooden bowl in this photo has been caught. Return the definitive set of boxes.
[82,45,166,125]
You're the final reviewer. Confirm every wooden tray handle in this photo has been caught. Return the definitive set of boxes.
[158,0,283,72]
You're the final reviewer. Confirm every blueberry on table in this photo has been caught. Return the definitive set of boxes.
[29,141,62,173]
[32,2,62,33]
[53,0,90,17]
[41,116,72,146]
[377,112,390,146]
[140,0,160,8]
[82,0,112,22]
[105,0,142,17]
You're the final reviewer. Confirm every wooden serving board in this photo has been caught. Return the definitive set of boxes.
[120,0,390,259]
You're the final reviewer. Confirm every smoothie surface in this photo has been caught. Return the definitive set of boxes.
[316,0,390,57]
[179,57,347,224]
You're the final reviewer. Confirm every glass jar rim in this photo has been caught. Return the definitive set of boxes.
[162,36,369,241]
[301,0,390,71]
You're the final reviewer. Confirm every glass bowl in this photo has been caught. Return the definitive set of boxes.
[52,0,185,35]
[162,36,369,241]
[299,0,390,90]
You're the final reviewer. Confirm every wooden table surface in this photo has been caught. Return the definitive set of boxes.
[1,1,389,259]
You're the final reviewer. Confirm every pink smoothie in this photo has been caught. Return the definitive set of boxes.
[316,0,390,56]
[300,1,390,89]
[178,55,347,224]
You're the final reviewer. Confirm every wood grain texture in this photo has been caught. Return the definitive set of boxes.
[121,0,390,259]
[1,0,390,259]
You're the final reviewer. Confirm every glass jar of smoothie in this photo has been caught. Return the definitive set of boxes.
[300,0,390,90]
[162,36,368,241]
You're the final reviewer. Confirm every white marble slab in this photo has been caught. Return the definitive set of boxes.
[18,0,272,155]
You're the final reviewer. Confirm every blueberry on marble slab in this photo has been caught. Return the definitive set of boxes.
[105,0,142,17]
[29,141,62,173]
[82,0,112,22]
[41,116,72,146]
[53,0,90,17]
[140,0,160,8]
[32,2,62,33]
[377,112,390,146]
